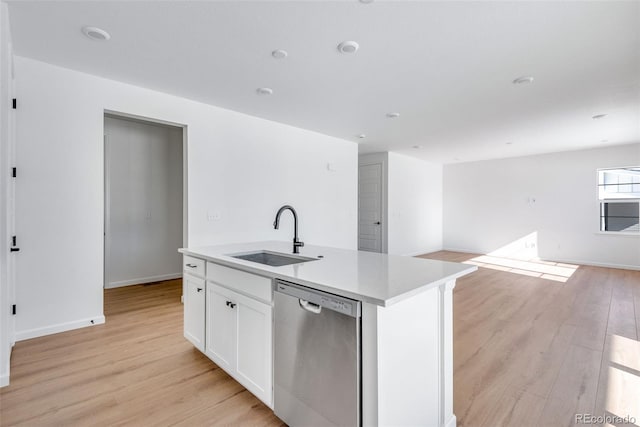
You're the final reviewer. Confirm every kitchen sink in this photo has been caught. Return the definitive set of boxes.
[229,250,319,267]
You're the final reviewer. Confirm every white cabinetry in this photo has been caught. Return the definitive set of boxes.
[182,256,274,408]
[206,282,273,407]
[206,283,235,372]
[183,274,205,351]
[183,255,206,352]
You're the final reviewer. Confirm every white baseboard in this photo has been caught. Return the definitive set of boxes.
[15,315,106,342]
[547,257,640,271]
[0,371,8,387]
[105,273,182,289]
[1,346,12,387]
[442,247,640,271]
[445,414,457,427]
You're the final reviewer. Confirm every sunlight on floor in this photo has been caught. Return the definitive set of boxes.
[605,335,640,424]
[464,255,579,282]
[463,232,579,282]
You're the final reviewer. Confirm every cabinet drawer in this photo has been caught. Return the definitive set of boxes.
[183,255,205,278]
[206,262,272,303]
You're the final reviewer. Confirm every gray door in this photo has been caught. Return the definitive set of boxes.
[358,163,383,252]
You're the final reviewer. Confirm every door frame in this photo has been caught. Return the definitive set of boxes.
[358,153,388,254]
[1,31,16,387]
[102,110,189,290]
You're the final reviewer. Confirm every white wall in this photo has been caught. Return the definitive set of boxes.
[0,2,14,387]
[387,153,443,256]
[443,143,640,269]
[358,152,443,256]
[104,116,183,288]
[14,56,357,340]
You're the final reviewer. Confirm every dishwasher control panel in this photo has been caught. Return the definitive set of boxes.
[275,280,361,318]
[320,296,353,316]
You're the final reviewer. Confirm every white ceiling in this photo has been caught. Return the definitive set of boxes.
[7,0,640,164]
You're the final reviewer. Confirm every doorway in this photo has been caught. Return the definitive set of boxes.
[103,113,186,290]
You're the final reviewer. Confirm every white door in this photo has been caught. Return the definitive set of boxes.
[183,274,205,351]
[235,292,272,407]
[358,163,383,252]
[206,283,236,372]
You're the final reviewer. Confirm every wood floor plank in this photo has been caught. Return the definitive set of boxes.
[479,388,546,427]
[509,323,577,399]
[537,344,603,427]
[606,270,638,340]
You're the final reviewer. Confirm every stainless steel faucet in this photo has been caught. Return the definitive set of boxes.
[273,205,304,254]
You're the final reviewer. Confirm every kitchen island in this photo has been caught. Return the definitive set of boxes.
[179,241,476,427]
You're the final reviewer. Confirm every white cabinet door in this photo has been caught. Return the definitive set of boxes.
[205,282,273,407]
[235,291,273,407]
[183,274,205,351]
[206,283,236,373]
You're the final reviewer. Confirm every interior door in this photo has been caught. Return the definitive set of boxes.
[358,163,383,252]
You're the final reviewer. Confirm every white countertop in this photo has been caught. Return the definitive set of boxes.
[179,241,477,307]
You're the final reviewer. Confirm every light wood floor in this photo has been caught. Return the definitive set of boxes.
[420,251,640,427]
[1,255,639,427]
[0,279,284,427]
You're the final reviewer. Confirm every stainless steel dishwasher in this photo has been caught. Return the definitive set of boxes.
[274,279,361,427]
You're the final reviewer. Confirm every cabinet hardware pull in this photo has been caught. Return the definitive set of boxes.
[186,264,197,268]
[197,288,202,292]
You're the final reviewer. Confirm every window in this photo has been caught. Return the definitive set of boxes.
[598,167,640,233]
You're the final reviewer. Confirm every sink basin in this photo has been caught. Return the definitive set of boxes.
[229,250,319,267]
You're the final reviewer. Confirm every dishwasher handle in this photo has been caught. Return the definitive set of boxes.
[299,299,322,314]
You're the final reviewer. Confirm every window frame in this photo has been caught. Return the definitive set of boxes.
[597,166,640,236]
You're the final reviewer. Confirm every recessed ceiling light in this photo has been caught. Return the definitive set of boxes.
[82,26,110,41]
[272,49,288,59]
[506,142,513,145]
[453,157,461,161]
[359,0,374,3]
[357,134,366,139]
[337,41,359,54]
[386,112,400,119]
[592,114,607,120]
[512,76,534,85]
[256,87,273,96]
[600,139,609,143]
[412,145,423,149]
